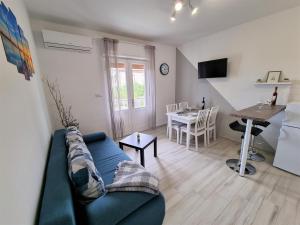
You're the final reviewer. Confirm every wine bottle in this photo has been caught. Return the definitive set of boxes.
[271,86,278,106]
[202,97,206,110]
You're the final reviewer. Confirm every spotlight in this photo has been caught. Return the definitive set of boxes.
[170,11,176,21]
[191,7,198,15]
[189,0,198,15]
[174,0,183,11]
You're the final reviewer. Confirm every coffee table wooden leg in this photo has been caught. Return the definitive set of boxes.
[119,143,124,150]
[140,149,145,167]
[154,138,157,157]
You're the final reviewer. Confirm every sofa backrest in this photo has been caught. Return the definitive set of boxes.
[38,129,77,225]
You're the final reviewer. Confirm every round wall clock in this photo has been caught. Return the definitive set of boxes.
[160,63,169,75]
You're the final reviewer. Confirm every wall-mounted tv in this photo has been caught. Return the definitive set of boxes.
[198,58,227,78]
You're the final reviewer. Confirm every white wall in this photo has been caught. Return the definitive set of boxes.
[178,7,300,148]
[155,43,176,126]
[31,20,176,134]
[34,35,110,134]
[0,1,52,225]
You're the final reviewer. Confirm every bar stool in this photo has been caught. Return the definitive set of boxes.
[226,121,263,175]
[241,118,270,161]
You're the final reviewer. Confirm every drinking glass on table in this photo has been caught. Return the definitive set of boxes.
[257,100,264,110]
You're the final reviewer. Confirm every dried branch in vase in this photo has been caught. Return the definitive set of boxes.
[45,78,79,128]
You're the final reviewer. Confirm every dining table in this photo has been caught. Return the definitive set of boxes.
[231,104,286,176]
[166,109,199,150]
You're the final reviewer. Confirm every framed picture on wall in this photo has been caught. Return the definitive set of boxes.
[0,1,35,81]
[266,71,281,83]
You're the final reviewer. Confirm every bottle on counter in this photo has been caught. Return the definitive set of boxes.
[271,86,278,106]
[137,133,140,143]
[202,97,206,110]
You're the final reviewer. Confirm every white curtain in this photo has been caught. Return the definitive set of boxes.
[103,38,124,139]
[145,45,156,129]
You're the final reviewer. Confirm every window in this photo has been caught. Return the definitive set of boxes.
[111,63,128,110]
[132,64,146,109]
[110,61,146,111]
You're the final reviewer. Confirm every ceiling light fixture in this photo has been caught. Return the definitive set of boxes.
[189,1,198,15]
[170,0,199,21]
[191,7,198,15]
[174,0,183,11]
[170,11,176,21]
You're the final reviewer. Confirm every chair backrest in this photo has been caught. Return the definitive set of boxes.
[178,102,189,110]
[195,109,210,131]
[208,106,219,126]
[166,103,177,113]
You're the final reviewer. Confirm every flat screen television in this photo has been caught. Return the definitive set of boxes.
[198,58,227,78]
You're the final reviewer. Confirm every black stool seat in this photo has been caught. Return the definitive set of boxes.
[241,118,270,127]
[229,121,263,136]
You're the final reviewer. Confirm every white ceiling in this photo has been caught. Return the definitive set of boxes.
[24,0,300,45]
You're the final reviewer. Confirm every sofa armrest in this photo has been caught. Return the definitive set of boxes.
[83,132,106,143]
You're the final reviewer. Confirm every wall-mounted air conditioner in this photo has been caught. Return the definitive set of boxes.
[42,29,93,53]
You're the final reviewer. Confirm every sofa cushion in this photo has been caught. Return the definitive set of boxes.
[86,137,130,184]
[66,128,105,202]
[117,193,165,225]
[85,192,157,225]
[38,129,76,225]
[66,126,84,145]
[83,132,106,144]
[84,137,157,225]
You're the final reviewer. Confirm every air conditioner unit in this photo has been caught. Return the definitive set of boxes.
[42,30,93,53]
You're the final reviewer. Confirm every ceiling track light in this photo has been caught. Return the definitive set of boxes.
[189,0,198,15]
[174,0,183,11]
[170,0,198,21]
[170,11,176,21]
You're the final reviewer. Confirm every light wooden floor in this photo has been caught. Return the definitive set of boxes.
[122,126,300,225]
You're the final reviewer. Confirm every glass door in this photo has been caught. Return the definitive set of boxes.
[110,59,149,135]
[129,62,149,132]
[111,62,128,111]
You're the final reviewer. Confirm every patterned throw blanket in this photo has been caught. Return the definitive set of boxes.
[106,161,160,195]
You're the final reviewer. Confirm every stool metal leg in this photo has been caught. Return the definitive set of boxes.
[226,137,256,175]
[248,127,265,161]
[248,147,265,162]
[237,133,265,162]
[227,119,257,176]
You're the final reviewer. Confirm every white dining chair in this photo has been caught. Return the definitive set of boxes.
[178,102,189,111]
[207,106,219,145]
[166,103,177,113]
[180,109,210,150]
[166,103,183,143]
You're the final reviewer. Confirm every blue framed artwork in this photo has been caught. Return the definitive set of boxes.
[0,1,34,81]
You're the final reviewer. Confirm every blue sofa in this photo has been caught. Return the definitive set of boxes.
[38,129,165,225]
